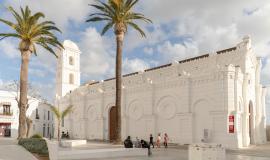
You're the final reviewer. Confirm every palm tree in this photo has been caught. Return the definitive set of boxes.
[0,6,63,139]
[26,117,32,138]
[86,0,152,143]
[50,105,73,141]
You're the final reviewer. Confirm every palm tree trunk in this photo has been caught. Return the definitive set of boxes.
[58,120,61,141]
[115,32,124,143]
[26,117,32,138]
[18,50,31,139]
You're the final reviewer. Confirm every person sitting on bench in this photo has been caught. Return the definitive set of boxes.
[124,136,133,148]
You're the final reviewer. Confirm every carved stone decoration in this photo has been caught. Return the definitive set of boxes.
[128,100,143,120]
[72,108,80,120]
[87,107,97,122]
[157,97,177,119]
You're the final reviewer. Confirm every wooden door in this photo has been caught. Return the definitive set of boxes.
[109,106,117,141]
[0,123,11,137]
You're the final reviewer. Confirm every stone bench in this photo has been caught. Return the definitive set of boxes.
[45,139,148,160]
[60,140,87,147]
[58,148,148,160]
[189,143,226,160]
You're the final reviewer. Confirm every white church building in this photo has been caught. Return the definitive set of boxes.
[55,37,267,148]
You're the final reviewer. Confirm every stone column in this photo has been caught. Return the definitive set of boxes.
[242,73,249,147]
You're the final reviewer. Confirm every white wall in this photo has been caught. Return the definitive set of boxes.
[58,37,266,148]
[30,103,54,138]
[0,91,54,138]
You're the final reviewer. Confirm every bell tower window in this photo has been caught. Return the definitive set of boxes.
[69,73,74,84]
[69,56,74,65]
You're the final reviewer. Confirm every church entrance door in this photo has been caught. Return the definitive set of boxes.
[109,106,117,142]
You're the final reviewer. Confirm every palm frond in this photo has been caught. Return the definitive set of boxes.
[127,22,146,37]
[125,0,138,12]
[0,5,63,55]
[62,105,73,119]
[0,18,16,29]
[50,106,61,120]
[7,6,23,26]
[36,42,58,57]
[97,1,116,15]
[101,22,113,35]
[0,33,21,40]
[86,17,111,22]
[127,13,152,23]
[87,0,152,38]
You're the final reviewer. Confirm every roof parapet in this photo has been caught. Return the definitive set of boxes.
[237,35,251,50]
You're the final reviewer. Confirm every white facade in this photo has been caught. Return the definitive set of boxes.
[56,40,81,98]
[30,103,54,138]
[57,37,267,148]
[0,90,54,138]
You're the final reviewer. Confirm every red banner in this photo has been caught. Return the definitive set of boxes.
[229,115,234,133]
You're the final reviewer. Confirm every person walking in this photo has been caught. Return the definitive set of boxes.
[149,134,154,148]
[156,133,161,148]
[164,133,169,148]
[141,139,152,156]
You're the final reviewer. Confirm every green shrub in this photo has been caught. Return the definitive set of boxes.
[18,138,48,155]
[31,134,43,139]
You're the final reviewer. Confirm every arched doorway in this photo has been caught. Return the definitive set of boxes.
[249,101,254,144]
[193,100,211,143]
[109,106,117,142]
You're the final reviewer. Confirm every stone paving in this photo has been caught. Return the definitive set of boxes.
[84,148,270,160]
[65,141,270,160]
[0,138,37,160]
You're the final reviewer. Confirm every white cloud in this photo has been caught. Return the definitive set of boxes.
[0,79,14,91]
[78,27,151,81]
[0,39,20,58]
[29,68,46,78]
[157,41,199,63]
[124,25,168,52]
[123,58,150,74]
[1,0,270,110]
[262,58,270,85]
[143,47,154,56]
[30,81,55,102]
[77,27,114,81]
[4,0,91,31]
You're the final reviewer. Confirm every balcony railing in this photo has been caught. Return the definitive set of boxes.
[0,112,13,116]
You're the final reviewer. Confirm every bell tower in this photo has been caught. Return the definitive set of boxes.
[56,40,81,98]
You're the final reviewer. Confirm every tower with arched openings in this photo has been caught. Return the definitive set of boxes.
[55,40,81,98]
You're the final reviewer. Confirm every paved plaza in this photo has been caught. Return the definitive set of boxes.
[58,141,270,160]
[0,138,37,160]
[86,148,270,160]
[1,138,270,160]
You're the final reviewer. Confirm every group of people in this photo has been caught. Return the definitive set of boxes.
[61,131,70,139]
[150,133,169,148]
[124,133,169,156]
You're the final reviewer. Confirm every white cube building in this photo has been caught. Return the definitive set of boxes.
[0,90,54,138]
[56,37,267,148]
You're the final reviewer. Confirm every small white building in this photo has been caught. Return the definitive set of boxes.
[0,90,54,138]
[30,103,55,138]
[56,37,267,148]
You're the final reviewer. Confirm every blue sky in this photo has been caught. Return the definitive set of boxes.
[0,0,270,122]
